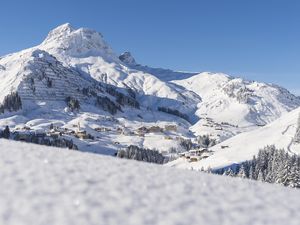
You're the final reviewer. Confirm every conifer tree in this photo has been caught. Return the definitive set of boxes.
[2,126,10,139]
[237,165,247,178]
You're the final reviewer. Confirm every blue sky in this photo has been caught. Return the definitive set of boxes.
[1,0,299,93]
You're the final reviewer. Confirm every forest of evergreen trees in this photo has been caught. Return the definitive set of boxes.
[158,106,190,122]
[218,145,300,188]
[116,145,165,164]
[197,135,217,148]
[96,96,122,115]
[65,96,80,111]
[0,126,78,150]
[105,86,140,109]
[0,92,22,114]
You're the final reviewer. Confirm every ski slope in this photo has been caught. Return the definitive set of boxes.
[0,139,300,225]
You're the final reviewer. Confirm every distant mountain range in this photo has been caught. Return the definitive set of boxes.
[0,23,299,168]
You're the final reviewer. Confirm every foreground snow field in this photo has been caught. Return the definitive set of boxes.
[0,140,300,225]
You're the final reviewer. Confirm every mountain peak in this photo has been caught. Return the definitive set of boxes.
[43,23,75,44]
[119,52,137,65]
[40,23,116,59]
[53,23,74,32]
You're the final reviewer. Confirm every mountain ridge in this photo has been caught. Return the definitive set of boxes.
[0,23,299,164]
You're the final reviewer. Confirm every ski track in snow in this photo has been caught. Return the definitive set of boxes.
[0,139,300,225]
[282,124,294,153]
[282,124,294,135]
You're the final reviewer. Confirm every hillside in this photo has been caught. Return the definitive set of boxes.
[169,107,300,170]
[172,72,300,141]
[0,139,300,225]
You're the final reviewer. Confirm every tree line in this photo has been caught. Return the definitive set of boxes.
[116,145,165,164]
[218,145,300,188]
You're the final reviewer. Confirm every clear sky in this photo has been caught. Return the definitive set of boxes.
[1,0,299,93]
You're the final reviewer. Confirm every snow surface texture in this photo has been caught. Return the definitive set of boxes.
[0,139,300,225]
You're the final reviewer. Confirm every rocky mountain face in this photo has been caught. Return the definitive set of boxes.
[119,52,137,66]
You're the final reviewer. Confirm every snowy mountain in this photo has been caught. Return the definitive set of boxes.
[121,55,300,141]
[0,139,300,225]
[39,23,200,112]
[0,23,299,158]
[172,72,300,141]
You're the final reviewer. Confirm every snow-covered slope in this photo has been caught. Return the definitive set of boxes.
[119,51,198,81]
[0,139,300,225]
[172,72,300,141]
[0,49,92,103]
[169,107,300,170]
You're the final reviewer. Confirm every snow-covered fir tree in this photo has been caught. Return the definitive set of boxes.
[237,165,247,179]
[217,145,300,188]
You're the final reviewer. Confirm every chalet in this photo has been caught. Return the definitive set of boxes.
[180,148,211,162]
[94,127,103,132]
[164,136,173,140]
[65,130,75,135]
[190,157,199,162]
[23,126,31,131]
[94,127,111,132]
[179,153,186,157]
[148,126,163,133]
[103,128,111,132]
[188,149,208,156]
[116,127,123,134]
[188,150,199,156]
[137,126,148,135]
[164,125,177,132]
[75,130,89,139]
